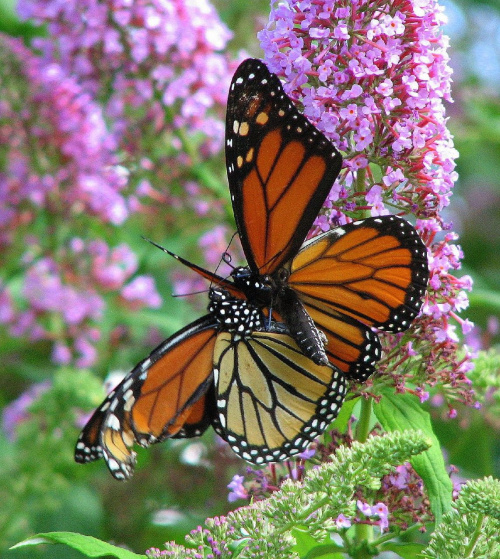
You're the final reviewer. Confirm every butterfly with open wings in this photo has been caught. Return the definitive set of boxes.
[75,58,429,480]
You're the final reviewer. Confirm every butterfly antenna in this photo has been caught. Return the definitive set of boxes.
[213,230,240,275]
[171,289,210,298]
[221,251,234,270]
[142,236,183,261]
[141,236,231,292]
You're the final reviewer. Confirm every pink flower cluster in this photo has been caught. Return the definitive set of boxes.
[377,462,433,529]
[18,0,235,156]
[259,0,456,214]
[1,0,239,369]
[11,0,239,232]
[356,500,390,532]
[258,0,473,398]
[1,237,161,367]
[0,38,129,238]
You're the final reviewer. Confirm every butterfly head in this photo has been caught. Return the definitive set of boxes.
[230,266,274,306]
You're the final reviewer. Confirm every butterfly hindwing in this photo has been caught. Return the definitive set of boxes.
[171,385,216,439]
[212,329,347,464]
[300,298,382,382]
[289,215,429,333]
[226,58,342,274]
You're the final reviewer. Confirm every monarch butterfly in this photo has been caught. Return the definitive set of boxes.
[172,59,429,380]
[75,288,347,478]
[75,58,429,479]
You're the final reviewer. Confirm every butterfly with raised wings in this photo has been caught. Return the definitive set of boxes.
[75,58,429,480]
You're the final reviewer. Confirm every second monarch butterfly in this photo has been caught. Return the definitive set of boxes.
[224,60,429,376]
[75,58,429,479]
[75,288,347,478]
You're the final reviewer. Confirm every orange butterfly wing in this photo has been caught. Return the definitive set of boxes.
[226,59,342,274]
[75,316,218,480]
[288,216,429,380]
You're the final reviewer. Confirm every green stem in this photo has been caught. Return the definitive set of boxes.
[354,167,366,194]
[354,167,371,219]
[353,397,374,557]
[468,289,500,313]
[464,514,485,557]
[353,525,373,559]
[355,397,372,443]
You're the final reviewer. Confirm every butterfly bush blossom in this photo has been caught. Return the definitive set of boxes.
[258,0,474,409]
[13,0,236,229]
[1,0,237,367]
[17,0,234,153]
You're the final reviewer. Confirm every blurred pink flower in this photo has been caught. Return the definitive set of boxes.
[0,38,129,234]
[3,234,161,367]
[122,276,162,309]
[335,514,352,529]
[227,474,249,502]
[2,381,51,440]
[1,0,240,368]
[18,0,236,156]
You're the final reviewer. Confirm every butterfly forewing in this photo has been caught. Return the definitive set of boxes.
[75,316,218,480]
[226,58,342,274]
[212,330,347,464]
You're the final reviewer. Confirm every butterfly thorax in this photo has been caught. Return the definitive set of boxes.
[208,287,264,337]
[229,266,329,365]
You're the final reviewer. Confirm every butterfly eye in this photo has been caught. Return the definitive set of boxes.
[276,268,289,282]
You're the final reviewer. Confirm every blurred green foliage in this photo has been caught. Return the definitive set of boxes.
[444,0,500,335]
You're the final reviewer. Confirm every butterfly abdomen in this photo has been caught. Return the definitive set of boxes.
[277,287,329,365]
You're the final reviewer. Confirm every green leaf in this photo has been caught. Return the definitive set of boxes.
[332,396,359,432]
[291,528,343,559]
[373,388,453,524]
[304,545,344,559]
[291,527,319,556]
[381,542,426,558]
[11,532,146,559]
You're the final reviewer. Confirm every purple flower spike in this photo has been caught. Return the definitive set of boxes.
[259,0,474,405]
[1,1,241,372]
